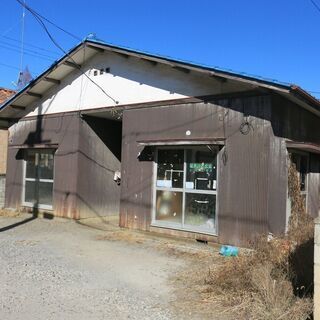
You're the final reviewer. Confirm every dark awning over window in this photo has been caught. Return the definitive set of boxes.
[286,141,320,154]
[137,138,225,146]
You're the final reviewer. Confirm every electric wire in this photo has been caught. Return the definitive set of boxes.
[16,0,119,105]
[0,39,58,59]
[0,19,22,37]
[1,35,60,55]
[16,1,81,41]
[0,43,55,62]
[310,0,320,14]
[0,62,20,70]
[0,62,38,75]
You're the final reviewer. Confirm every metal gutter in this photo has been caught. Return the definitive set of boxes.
[137,138,225,146]
[286,141,320,154]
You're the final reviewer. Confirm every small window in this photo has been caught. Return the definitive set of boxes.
[100,69,104,75]
[93,70,98,76]
[23,149,55,209]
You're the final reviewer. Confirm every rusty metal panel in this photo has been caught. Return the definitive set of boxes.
[77,116,122,219]
[267,137,288,235]
[5,113,81,219]
[217,96,271,246]
[120,95,274,246]
[271,94,320,221]
[271,95,320,144]
[120,101,226,231]
[4,148,23,209]
[53,114,81,219]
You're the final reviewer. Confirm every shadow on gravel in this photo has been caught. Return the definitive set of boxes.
[0,214,38,232]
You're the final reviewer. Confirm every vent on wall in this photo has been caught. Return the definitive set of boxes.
[93,67,110,76]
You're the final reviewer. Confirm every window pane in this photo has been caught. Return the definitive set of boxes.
[185,147,217,191]
[156,190,182,223]
[38,182,53,206]
[185,193,216,230]
[25,181,37,204]
[24,149,54,207]
[157,150,184,188]
[38,152,54,180]
[26,152,37,179]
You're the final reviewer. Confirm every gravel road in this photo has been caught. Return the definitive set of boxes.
[0,214,185,320]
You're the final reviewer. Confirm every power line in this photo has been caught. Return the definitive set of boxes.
[1,35,60,55]
[0,62,38,74]
[16,1,81,41]
[310,0,320,13]
[0,43,55,62]
[0,19,22,37]
[15,0,119,105]
[0,39,58,59]
[0,62,20,70]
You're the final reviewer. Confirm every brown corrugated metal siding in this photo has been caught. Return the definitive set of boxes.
[5,112,122,220]
[120,93,320,246]
[4,91,320,246]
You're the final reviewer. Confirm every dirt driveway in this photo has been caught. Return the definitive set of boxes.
[0,213,219,320]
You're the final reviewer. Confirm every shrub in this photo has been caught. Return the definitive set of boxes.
[204,157,314,319]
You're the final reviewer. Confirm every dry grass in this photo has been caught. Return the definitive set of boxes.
[200,157,314,320]
[201,235,313,319]
[95,157,314,319]
[0,208,22,218]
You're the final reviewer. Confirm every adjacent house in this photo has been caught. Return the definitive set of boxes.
[0,39,319,246]
[0,88,15,208]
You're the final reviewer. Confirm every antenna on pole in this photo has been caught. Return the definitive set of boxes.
[20,0,26,72]
[15,0,32,90]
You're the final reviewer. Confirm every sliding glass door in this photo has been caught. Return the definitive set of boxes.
[153,146,218,234]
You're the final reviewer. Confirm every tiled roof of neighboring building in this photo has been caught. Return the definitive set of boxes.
[0,88,15,105]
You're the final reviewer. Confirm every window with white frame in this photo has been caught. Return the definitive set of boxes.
[23,149,55,209]
[153,146,218,234]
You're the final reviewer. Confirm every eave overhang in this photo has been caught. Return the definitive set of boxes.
[0,38,319,128]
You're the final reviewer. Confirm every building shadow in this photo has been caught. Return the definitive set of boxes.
[289,237,314,297]
[0,213,37,232]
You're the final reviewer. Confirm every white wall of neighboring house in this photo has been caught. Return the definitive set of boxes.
[315,218,320,320]
[0,130,7,208]
[26,51,252,117]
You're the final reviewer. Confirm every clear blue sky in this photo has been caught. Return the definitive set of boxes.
[1,0,320,97]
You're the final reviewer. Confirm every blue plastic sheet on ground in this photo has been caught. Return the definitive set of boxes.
[219,245,239,257]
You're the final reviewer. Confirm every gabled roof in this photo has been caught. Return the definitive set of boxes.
[0,38,319,128]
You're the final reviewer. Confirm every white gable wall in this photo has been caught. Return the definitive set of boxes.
[26,50,253,117]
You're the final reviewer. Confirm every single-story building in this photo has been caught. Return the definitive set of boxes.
[0,88,16,208]
[0,39,319,245]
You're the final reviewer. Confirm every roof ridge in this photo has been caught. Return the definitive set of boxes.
[85,38,292,88]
